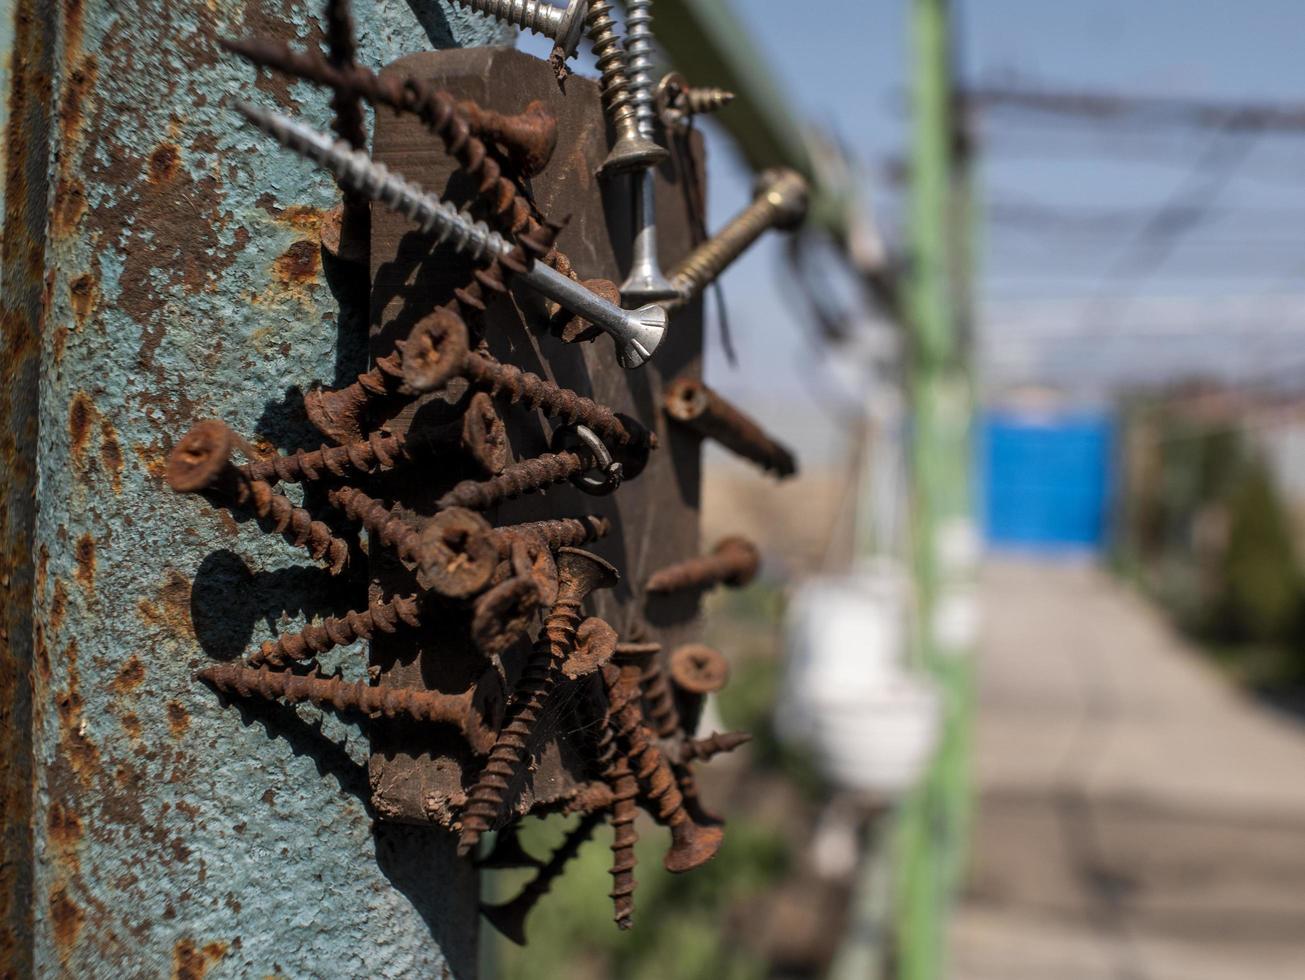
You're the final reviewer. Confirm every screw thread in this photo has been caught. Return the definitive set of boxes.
[323,0,366,150]
[462,350,640,447]
[453,0,561,36]
[459,597,585,854]
[326,485,422,566]
[199,664,481,731]
[623,0,657,138]
[437,449,589,511]
[238,476,352,574]
[639,660,680,737]
[645,537,760,593]
[243,429,408,486]
[678,730,751,764]
[250,594,423,667]
[584,0,640,139]
[493,515,611,553]
[683,86,735,116]
[303,351,406,444]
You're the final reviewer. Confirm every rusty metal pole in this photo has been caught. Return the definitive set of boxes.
[0,2,507,975]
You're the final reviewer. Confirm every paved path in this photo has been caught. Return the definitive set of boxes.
[950,559,1305,980]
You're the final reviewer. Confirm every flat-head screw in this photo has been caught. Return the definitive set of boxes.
[584,0,666,174]
[645,536,760,594]
[416,506,501,599]
[398,309,653,450]
[458,548,619,856]
[673,730,752,765]
[481,811,605,945]
[668,643,730,695]
[665,168,809,311]
[561,616,619,680]
[250,593,424,667]
[167,421,351,573]
[663,378,797,478]
[447,0,590,67]
[471,574,542,659]
[236,104,668,368]
[197,664,501,754]
[456,98,559,178]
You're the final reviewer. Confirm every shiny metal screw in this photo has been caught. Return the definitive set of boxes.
[585,0,665,173]
[664,168,809,311]
[237,103,668,368]
[448,0,590,67]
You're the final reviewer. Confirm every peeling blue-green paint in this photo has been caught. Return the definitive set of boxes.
[12,1,511,975]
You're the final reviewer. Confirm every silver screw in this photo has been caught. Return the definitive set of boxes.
[448,0,590,63]
[586,0,664,173]
[617,0,677,304]
[237,102,667,368]
[663,168,809,312]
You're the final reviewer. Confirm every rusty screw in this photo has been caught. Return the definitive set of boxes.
[668,643,731,695]
[481,810,605,945]
[664,168,808,311]
[248,391,509,486]
[671,730,752,765]
[606,646,723,874]
[399,309,652,449]
[663,377,796,478]
[456,98,558,178]
[437,446,597,512]
[250,593,424,668]
[458,548,619,856]
[167,421,351,574]
[645,536,760,594]
[471,574,542,659]
[197,663,500,754]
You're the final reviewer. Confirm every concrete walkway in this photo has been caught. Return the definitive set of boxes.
[950,559,1305,980]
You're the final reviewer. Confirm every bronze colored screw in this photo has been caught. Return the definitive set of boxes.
[672,730,752,765]
[481,810,605,946]
[456,98,558,178]
[197,663,500,754]
[495,515,611,554]
[398,309,651,450]
[458,548,619,857]
[436,446,595,512]
[668,643,731,695]
[663,378,797,478]
[250,593,423,667]
[645,536,760,594]
[249,392,508,485]
[167,421,351,574]
[608,646,724,873]
[664,168,808,311]
[471,574,541,659]
[655,72,736,128]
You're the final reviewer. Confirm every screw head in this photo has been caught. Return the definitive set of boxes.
[714,536,761,586]
[167,420,235,492]
[461,391,509,475]
[599,133,668,175]
[754,168,809,230]
[555,547,620,598]
[417,507,498,597]
[662,377,709,424]
[562,616,619,679]
[669,644,729,695]
[472,575,541,658]
[506,533,560,607]
[399,308,469,392]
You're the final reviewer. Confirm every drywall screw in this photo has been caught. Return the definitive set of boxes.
[617,0,677,304]
[605,648,723,873]
[167,420,351,573]
[663,377,797,478]
[323,0,365,150]
[471,574,542,659]
[670,730,751,765]
[645,536,759,594]
[237,103,668,368]
[585,0,665,173]
[197,663,500,754]
[398,309,654,448]
[250,593,424,667]
[303,350,406,446]
[474,823,543,870]
[664,168,809,311]
[668,643,731,695]
[490,532,561,607]
[561,616,619,680]
[246,392,509,487]
[458,548,619,856]
[224,37,565,263]
[436,446,597,511]
[481,810,604,945]
[447,0,590,71]
[456,98,559,178]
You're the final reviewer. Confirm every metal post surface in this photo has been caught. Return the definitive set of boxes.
[1,1,508,976]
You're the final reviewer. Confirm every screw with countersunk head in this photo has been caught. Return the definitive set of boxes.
[664,168,808,311]
[448,0,590,70]
[456,98,559,178]
[668,642,731,695]
[584,0,665,173]
[458,548,619,856]
[663,377,797,478]
[250,593,424,668]
[167,420,351,574]
[197,663,501,754]
[235,103,668,368]
[669,730,752,765]
[645,536,760,594]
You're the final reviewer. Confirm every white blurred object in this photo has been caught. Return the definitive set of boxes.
[778,563,941,800]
